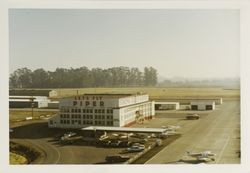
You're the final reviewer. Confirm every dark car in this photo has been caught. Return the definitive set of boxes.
[105,155,130,163]
[99,140,111,147]
[119,141,132,147]
[110,140,122,147]
[186,114,200,120]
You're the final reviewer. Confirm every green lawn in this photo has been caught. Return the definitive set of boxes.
[9,110,58,122]
[51,87,240,100]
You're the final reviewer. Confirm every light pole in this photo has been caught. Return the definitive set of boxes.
[31,102,35,119]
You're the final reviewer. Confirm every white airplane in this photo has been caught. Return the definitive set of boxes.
[162,125,180,131]
[186,151,216,162]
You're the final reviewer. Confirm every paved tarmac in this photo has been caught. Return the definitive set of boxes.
[143,101,240,164]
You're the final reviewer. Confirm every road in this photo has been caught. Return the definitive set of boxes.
[143,101,240,164]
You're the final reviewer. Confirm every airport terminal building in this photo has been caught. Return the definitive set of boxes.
[48,93,155,128]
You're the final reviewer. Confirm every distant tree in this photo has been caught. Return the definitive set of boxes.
[143,67,158,86]
[31,68,50,88]
[9,66,158,88]
[9,68,32,88]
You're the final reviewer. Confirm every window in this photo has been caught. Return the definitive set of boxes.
[60,120,63,124]
[102,109,105,113]
[87,115,89,119]
[60,114,63,118]
[78,114,81,119]
[95,115,97,119]
[83,109,86,113]
[107,110,110,113]
[90,115,93,119]
[71,109,74,113]
[100,101,104,106]
[83,120,86,124]
[63,120,66,124]
[73,101,77,106]
[95,109,98,113]
[90,109,93,113]
[85,101,90,106]
[93,101,96,106]
[78,120,81,124]
[98,109,101,113]
[67,120,70,124]
[102,115,105,119]
[107,121,113,126]
[110,109,113,113]
[83,114,85,119]
[78,109,81,113]
[67,114,69,118]
[86,109,89,113]
[50,120,53,125]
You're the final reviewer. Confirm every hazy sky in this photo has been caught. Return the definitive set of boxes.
[9,9,240,78]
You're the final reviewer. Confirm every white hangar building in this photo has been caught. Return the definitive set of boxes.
[9,96,49,108]
[190,101,215,111]
[154,102,180,110]
[48,93,155,128]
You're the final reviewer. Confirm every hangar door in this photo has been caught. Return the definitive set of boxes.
[191,105,198,110]
[206,105,213,110]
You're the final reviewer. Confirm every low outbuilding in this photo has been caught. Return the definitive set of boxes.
[154,102,180,110]
[190,101,215,110]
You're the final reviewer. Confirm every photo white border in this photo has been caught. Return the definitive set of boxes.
[1,0,250,173]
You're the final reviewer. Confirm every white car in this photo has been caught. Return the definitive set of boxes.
[127,144,145,152]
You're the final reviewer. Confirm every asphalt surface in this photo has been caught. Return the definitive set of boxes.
[10,121,126,164]
[143,100,240,164]
[10,100,240,164]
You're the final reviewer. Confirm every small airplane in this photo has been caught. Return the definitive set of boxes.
[186,151,216,162]
[162,125,180,131]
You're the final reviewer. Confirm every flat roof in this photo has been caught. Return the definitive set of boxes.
[63,93,148,99]
[191,101,215,104]
[155,102,180,104]
[9,99,38,102]
[81,126,167,133]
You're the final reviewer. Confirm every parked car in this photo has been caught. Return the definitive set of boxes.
[105,155,130,163]
[101,140,112,147]
[119,141,132,147]
[186,114,200,120]
[63,132,77,138]
[110,140,122,147]
[127,144,145,152]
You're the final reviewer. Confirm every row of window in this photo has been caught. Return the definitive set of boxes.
[60,114,113,119]
[60,119,113,126]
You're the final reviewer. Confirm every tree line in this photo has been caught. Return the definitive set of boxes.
[9,66,158,88]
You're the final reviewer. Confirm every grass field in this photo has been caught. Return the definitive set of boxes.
[9,110,58,122]
[50,87,240,100]
[9,152,28,164]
